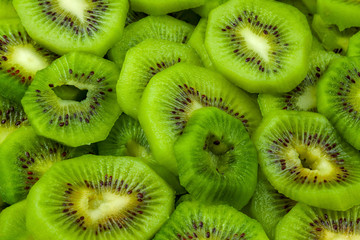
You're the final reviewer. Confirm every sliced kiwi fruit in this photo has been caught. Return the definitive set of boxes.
[174,107,258,209]
[139,63,262,174]
[317,0,360,31]
[0,18,58,102]
[13,0,128,57]
[130,0,204,15]
[0,0,18,19]
[347,31,360,57]
[0,95,29,145]
[0,126,94,204]
[26,155,174,240]
[205,0,312,93]
[21,51,121,147]
[301,0,317,13]
[254,110,360,211]
[0,200,32,240]
[107,15,194,67]
[154,201,269,240]
[276,202,360,239]
[317,56,360,151]
[125,9,147,27]
[97,113,185,194]
[249,171,296,239]
[257,49,338,117]
[117,39,202,119]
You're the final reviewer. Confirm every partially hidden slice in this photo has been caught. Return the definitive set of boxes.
[347,31,360,57]
[0,0,18,19]
[130,0,205,15]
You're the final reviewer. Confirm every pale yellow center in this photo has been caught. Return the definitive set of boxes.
[239,28,271,62]
[58,0,89,21]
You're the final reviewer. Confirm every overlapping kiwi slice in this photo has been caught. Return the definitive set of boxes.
[317,56,360,150]
[205,0,312,93]
[276,202,360,239]
[130,0,204,15]
[258,49,337,116]
[21,52,121,147]
[13,0,128,56]
[26,155,174,240]
[348,31,360,57]
[0,126,94,204]
[174,107,258,209]
[139,63,262,174]
[0,0,18,19]
[254,110,360,211]
[154,201,269,240]
[193,0,229,17]
[107,15,194,67]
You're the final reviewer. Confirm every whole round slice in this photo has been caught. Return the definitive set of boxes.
[174,107,258,209]
[205,0,312,93]
[139,63,262,174]
[13,0,128,56]
[254,110,360,211]
[130,0,204,15]
[21,51,121,147]
[26,155,174,240]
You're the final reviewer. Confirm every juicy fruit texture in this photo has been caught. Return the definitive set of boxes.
[21,52,121,147]
[258,50,337,116]
[139,63,262,174]
[348,31,360,57]
[318,57,360,150]
[130,0,205,15]
[205,0,312,93]
[174,107,258,209]
[0,0,18,19]
[107,15,194,67]
[26,155,174,240]
[154,201,269,240]
[193,0,229,17]
[0,18,58,102]
[254,111,360,211]
[13,0,129,56]
[276,202,360,239]
[117,39,202,119]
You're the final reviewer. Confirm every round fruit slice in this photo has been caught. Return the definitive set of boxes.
[21,52,121,147]
[205,0,312,93]
[254,110,360,211]
[26,155,174,240]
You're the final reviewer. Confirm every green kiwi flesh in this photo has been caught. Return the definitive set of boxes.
[347,31,360,57]
[254,110,360,211]
[174,107,258,209]
[193,0,229,18]
[26,155,174,240]
[117,38,202,119]
[139,63,262,174]
[21,52,121,147]
[0,0,18,19]
[205,0,312,93]
[130,0,204,15]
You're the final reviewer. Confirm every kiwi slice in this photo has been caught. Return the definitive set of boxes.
[107,15,194,67]
[0,95,28,145]
[139,63,262,174]
[317,56,360,151]
[301,0,317,13]
[130,0,204,15]
[0,0,18,19]
[0,126,94,204]
[174,107,258,209]
[26,155,174,240]
[97,113,185,194]
[347,31,360,57]
[0,18,58,102]
[205,0,312,93]
[257,49,338,117]
[154,201,269,240]
[125,9,147,27]
[117,39,202,119]
[254,110,360,211]
[0,200,32,240]
[193,0,229,18]
[249,171,296,239]
[13,0,128,57]
[276,202,360,239]
[21,52,121,147]
[317,0,360,31]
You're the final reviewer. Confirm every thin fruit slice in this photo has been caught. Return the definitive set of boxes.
[117,39,201,119]
[276,202,360,239]
[205,0,312,93]
[254,110,360,211]
[193,0,229,17]
[0,126,94,204]
[347,31,360,57]
[26,155,174,240]
[154,201,269,240]
[174,107,258,209]
[107,15,194,67]
[317,56,360,150]
[130,0,204,15]
[0,0,18,19]
[21,52,121,147]
[139,63,262,174]
[13,0,128,56]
